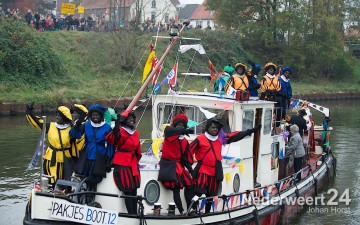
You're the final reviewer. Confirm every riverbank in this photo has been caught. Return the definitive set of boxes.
[1,92,359,116]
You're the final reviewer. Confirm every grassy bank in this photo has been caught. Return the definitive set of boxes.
[1,27,360,106]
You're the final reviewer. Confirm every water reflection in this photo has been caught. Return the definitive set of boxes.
[0,100,359,224]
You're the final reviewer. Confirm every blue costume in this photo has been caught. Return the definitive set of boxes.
[279,67,293,118]
[70,104,114,182]
[247,63,261,97]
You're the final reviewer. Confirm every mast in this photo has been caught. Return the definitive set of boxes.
[126,21,190,111]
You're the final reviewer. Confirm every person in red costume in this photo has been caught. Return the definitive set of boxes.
[159,114,194,214]
[106,110,141,215]
[190,118,261,213]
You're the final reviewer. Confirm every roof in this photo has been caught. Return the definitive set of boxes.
[81,0,134,9]
[178,4,199,20]
[189,2,214,20]
[169,0,180,6]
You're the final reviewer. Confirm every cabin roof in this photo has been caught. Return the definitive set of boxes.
[154,92,275,107]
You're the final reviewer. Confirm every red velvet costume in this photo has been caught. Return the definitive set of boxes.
[106,127,142,192]
[190,134,222,195]
[161,126,193,189]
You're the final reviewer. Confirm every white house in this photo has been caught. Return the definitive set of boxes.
[178,1,215,30]
[80,0,179,23]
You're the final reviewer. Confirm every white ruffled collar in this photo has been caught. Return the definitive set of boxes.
[266,73,275,79]
[91,120,106,128]
[205,132,218,141]
[281,75,289,82]
[55,123,70,129]
[122,126,136,135]
[179,135,185,140]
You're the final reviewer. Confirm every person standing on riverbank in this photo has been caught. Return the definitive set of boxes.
[158,114,194,214]
[26,105,73,185]
[106,110,142,215]
[70,104,114,183]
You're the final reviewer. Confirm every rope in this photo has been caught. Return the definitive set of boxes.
[113,39,153,109]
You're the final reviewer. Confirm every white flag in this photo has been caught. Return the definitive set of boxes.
[198,106,216,119]
[179,44,206,54]
[226,86,237,96]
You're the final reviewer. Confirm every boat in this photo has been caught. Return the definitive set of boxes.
[23,21,336,225]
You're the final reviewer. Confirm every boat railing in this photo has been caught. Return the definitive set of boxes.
[186,151,330,215]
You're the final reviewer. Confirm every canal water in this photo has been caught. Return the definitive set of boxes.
[0,99,359,225]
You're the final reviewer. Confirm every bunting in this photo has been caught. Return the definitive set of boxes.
[199,199,207,211]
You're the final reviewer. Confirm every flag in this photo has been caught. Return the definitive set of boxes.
[238,160,245,174]
[27,129,47,170]
[199,199,207,211]
[279,148,284,161]
[209,60,217,80]
[164,63,178,86]
[225,172,231,182]
[152,56,162,84]
[179,44,206,54]
[226,85,236,96]
[198,106,216,119]
[151,137,163,159]
[263,187,270,199]
[187,119,199,128]
[142,45,155,83]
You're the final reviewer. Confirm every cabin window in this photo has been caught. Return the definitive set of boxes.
[157,104,195,129]
[242,110,254,138]
[263,108,272,135]
[157,104,232,135]
[271,142,279,170]
[193,108,232,135]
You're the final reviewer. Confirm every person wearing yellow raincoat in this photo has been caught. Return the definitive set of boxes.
[26,105,73,185]
[70,104,88,163]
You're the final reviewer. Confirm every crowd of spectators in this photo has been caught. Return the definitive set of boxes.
[0,7,184,33]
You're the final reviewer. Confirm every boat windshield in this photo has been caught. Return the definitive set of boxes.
[157,103,232,134]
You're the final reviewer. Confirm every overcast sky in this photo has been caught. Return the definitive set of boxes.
[178,0,204,4]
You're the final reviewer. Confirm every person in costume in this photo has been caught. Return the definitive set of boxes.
[260,62,281,101]
[213,65,235,94]
[224,63,249,93]
[26,104,73,185]
[260,62,282,127]
[279,67,293,119]
[105,109,142,215]
[70,104,88,163]
[70,104,114,183]
[159,114,194,214]
[246,62,261,97]
[190,118,261,213]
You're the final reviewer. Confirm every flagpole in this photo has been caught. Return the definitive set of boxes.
[126,20,190,111]
[40,116,46,179]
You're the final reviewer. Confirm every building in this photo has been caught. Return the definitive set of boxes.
[78,0,179,23]
[178,1,215,30]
